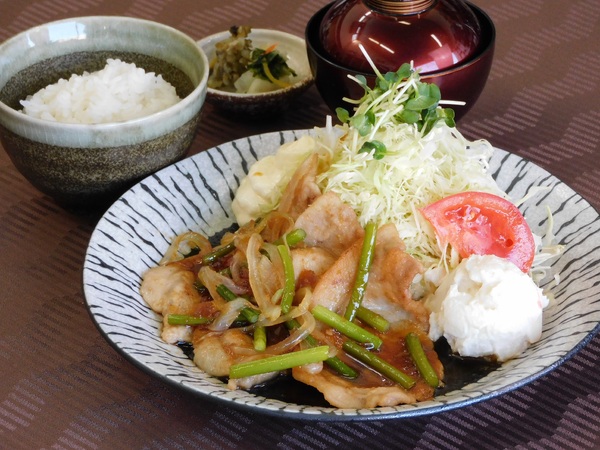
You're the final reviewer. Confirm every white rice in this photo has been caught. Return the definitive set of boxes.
[20,58,180,124]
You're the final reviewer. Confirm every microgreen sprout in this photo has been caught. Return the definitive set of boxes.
[335,51,457,161]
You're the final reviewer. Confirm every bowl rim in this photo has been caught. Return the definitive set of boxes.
[305,1,496,79]
[197,28,314,98]
[0,16,209,135]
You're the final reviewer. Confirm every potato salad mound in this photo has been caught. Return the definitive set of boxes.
[425,254,549,362]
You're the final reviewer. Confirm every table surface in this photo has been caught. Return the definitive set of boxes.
[1,1,599,449]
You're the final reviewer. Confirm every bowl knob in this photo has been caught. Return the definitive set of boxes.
[319,0,482,74]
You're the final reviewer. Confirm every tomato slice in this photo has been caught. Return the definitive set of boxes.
[419,191,536,272]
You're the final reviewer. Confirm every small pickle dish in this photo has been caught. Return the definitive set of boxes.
[197,28,314,116]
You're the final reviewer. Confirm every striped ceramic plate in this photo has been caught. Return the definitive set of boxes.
[83,129,600,420]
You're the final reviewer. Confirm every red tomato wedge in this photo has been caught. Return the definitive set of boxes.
[419,191,536,272]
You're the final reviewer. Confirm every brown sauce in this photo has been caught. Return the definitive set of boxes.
[178,335,500,407]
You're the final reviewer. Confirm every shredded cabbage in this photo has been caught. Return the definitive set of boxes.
[315,67,505,271]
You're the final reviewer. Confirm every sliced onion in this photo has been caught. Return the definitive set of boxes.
[198,266,246,307]
[299,361,324,374]
[253,287,312,328]
[309,327,341,358]
[159,231,212,265]
[247,233,284,321]
[264,311,316,355]
[232,211,295,256]
[230,251,248,286]
[294,287,312,316]
[208,298,253,331]
[258,211,295,243]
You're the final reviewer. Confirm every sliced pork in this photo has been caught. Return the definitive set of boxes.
[140,264,203,344]
[294,191,364,258]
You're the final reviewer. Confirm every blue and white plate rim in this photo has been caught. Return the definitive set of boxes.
[82,128,600,420]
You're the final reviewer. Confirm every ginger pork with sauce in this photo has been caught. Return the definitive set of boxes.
[140,148,443,409]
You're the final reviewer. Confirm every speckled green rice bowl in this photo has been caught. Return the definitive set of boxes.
[0,17,209,207]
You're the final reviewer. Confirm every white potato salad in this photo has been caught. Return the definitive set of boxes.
[141,58,563,408]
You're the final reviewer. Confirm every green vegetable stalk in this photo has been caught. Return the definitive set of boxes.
[342,340,415,389]
[253,325,267,352]
[277,244,295,314]
[344,221,377,322]
[229,346,330,379]
[202,241,236,265]
[355,306,390,332]
[216,284,260,324]
[273,228,307,246]
[312,305,383,350]
[167,314,212,326]
[286,319,358,379]
[405,332,439,388]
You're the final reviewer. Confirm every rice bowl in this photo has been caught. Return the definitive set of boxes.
[0,16,209,207]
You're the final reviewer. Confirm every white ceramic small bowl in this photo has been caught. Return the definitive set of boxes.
[0,16,209,207]
[197,29,314,116]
